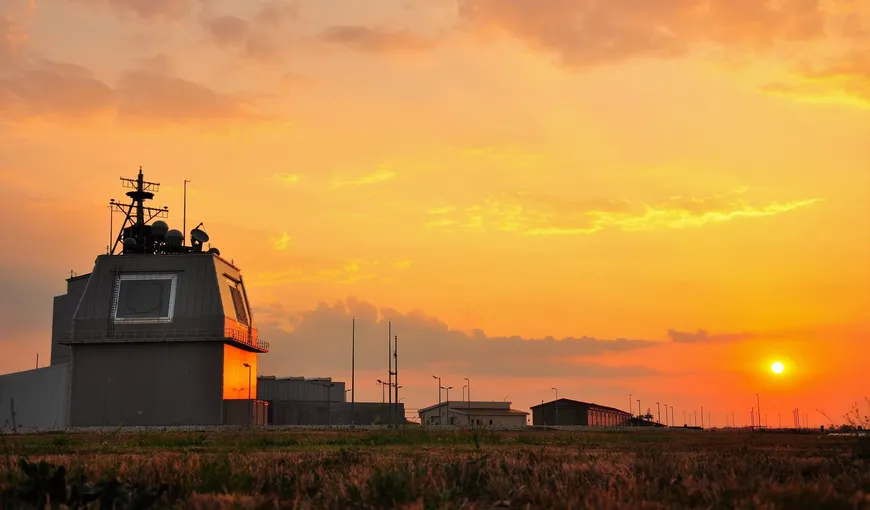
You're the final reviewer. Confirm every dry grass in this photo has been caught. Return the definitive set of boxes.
[1,428,869,509]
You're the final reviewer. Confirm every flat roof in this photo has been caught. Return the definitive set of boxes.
[451,409,529,416]
[417,401,514,414]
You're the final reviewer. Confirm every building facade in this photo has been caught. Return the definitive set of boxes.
[531,399,631,427]
[0,168,270,429]
[418,401,528,428]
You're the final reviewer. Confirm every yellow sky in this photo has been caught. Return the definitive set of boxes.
[1,0,868,426]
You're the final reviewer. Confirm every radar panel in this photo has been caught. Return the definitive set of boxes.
[113,273,178,323]
[226,278,249,326]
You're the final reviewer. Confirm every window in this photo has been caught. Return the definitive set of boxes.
[226,277,250,326]
[113,273,177,323]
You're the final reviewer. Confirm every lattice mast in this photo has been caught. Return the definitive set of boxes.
[108,167,168,255]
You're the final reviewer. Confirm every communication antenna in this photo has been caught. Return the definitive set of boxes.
[183,179,191,246]
[108,166,169,254]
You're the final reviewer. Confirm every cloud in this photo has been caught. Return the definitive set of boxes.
[0,59,117,120]
[67,0,190,20]
[0,43,269,125]
[0,12,29,58]
[247,258,383,287]
[273,173,301,184]
[330,168,396,188]
[199,2,299,64]
[667,329,754,344]
[318,25,437,54]
[457,0,827,69]
[762,53,870,108]
[257,297,661,379]
[392,260,413,269]
[425,192,821,236]
[270,232,293,251]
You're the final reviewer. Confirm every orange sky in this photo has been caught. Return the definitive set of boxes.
[1,0,868,427]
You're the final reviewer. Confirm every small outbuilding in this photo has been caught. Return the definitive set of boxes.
[418,401,528,428]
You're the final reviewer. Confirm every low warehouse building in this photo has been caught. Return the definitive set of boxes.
[258,375,406,425]
[418,401,528,428]
[531,399,632,427]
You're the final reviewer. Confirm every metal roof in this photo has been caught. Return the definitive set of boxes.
[531,398,630,415]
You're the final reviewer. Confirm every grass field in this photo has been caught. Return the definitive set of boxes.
[1,427,869,509]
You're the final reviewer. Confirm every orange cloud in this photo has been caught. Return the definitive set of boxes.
[762,54,870,107]
[667,329,754,344]
[71,0,190,20]
[319,25,437,54]
[258,297,662,379]
[458,0,826,68]
[426,192,821,236]
[199,2,299,64]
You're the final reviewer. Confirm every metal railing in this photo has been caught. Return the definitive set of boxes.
[62,327,269,352]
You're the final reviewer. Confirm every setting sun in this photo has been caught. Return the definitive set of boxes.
[771,361,785,374]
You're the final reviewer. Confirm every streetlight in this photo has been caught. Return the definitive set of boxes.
[464,377,471,427]
[377,380,386,403]
[242,363,252,426]
[656,402,661,425]
[442,386,453,425]
[551,388,558,426]
[663,404,668,427]
[432,375,442,425]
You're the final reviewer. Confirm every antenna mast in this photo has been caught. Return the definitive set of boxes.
[183,179,191,247]
[108,166,168,254]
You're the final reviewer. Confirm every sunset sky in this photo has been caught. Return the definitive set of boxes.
[1,0,868,427]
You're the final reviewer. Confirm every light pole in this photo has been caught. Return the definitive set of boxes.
[671,407,674,427]
[442,386,453,425]
[432,375,441,425]
[377,380,386,403]
[656,402,661,425]
[637,399,641,424]
[242,363,252,426]
[629,393,632,427]
[664,404,668,427]
[551,387,559,426]
[465,377,471,427]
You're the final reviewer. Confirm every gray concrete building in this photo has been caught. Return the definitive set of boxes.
[0,168,270,429]
[258,376,407,425]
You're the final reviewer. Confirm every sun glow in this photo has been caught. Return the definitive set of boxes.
[771,361,785,374]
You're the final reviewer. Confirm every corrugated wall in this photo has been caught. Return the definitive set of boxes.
[0,364,70,430]
[257,378,346,402]
[270,401,402,426]
[68,342,224,427]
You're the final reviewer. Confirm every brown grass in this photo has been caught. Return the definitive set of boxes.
[1,428,869,509]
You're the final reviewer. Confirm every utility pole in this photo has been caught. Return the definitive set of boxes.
[701,406,704,429]
[351,318,355,425]
[394,335,399,426]
[629,394,632,426]
[432,375,441,425]
[756,393,761,428]
[671,407,674,428]
[465,377,471,427]
[657,402,661,425]
[552,387,559,426]
[387,321,392,425]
